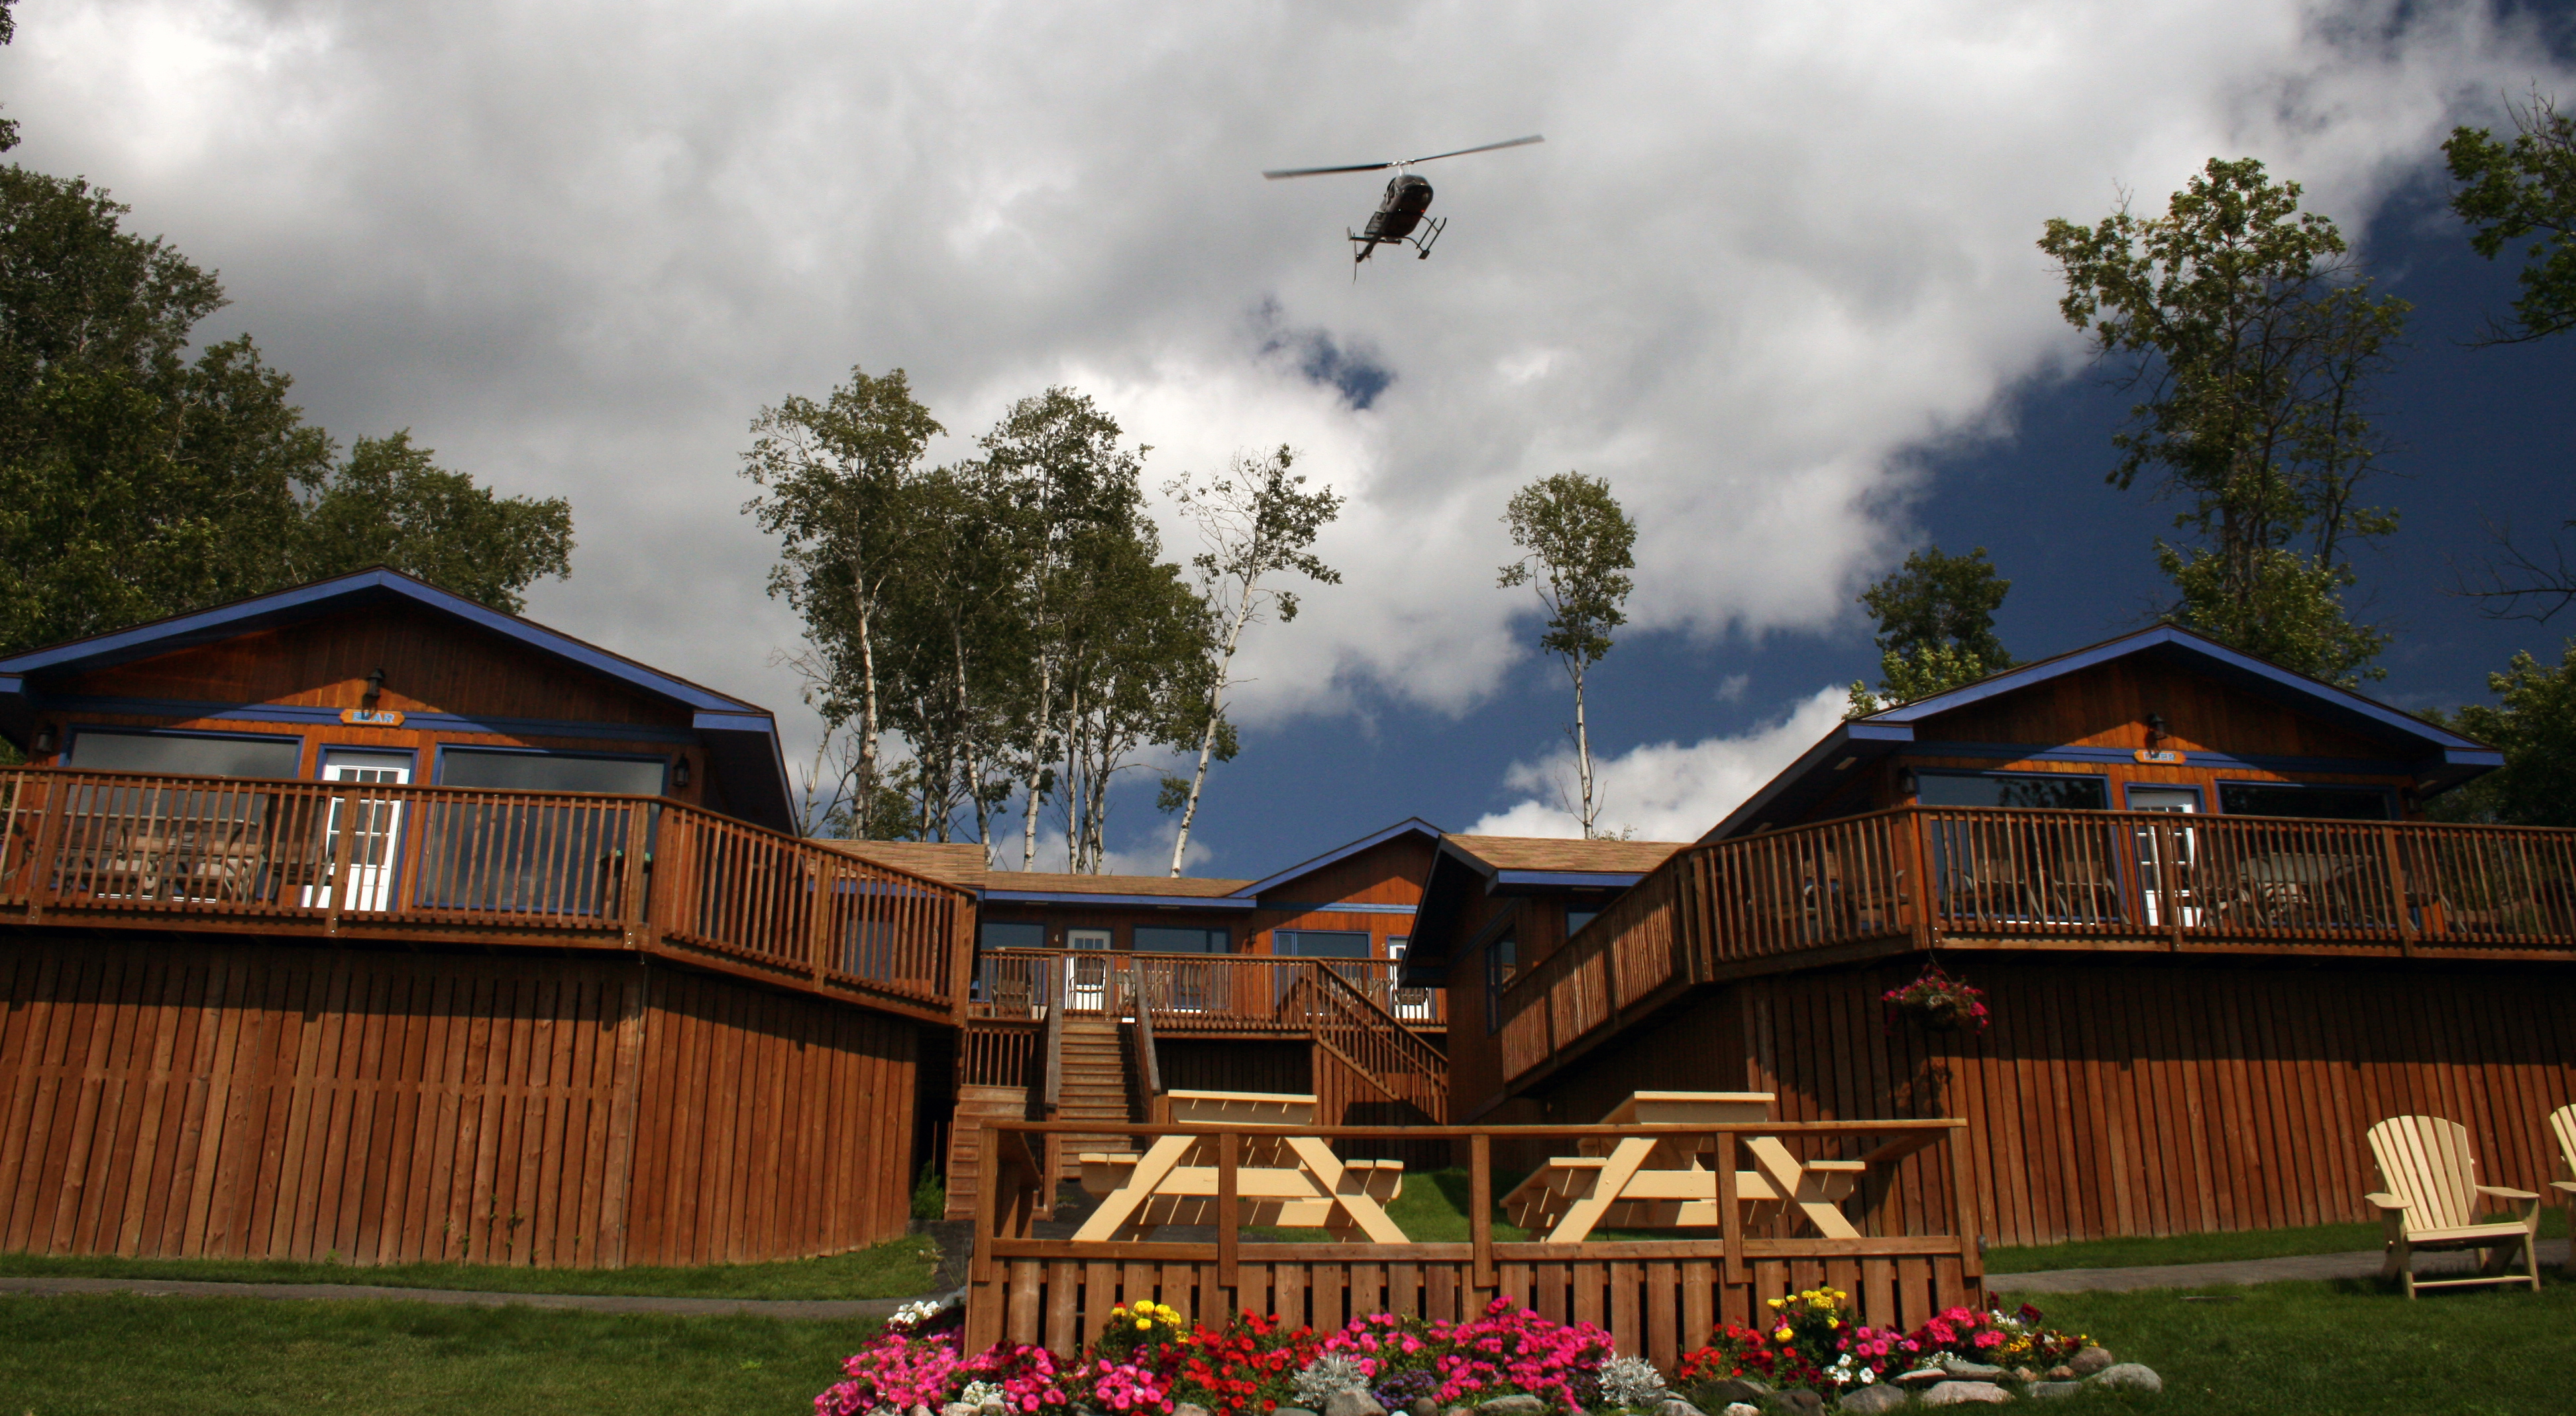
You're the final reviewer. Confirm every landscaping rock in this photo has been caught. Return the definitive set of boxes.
[1894,1370,1947,1388]
[1837,1384,1911,1412]
[1274,1409,1317,1416]
[1411,1400,1441,1416]
[1934,1357,2006,1381]
[943,1403,979,1416]
[2008,1370,2036,1386]
[1654,1401,1706,1416]
[1477,1399,1545,1416]
[1919,1383,2012,1407]
[1174,1404,1213,1416]
[2088,1365,2161,1394]
[1776,1392,1825,1415]
[2025,1385,2082,1401]
[1326,1393,1387,1416]
[1699,1380,1770,1407]
[2065,1348,2112,1378]
[2041,1368,2073,1384]
[1721,1406,1759,1416]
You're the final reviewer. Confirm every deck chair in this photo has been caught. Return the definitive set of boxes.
[2548,1105,2576,1243]
[2363,1115,2541,1297]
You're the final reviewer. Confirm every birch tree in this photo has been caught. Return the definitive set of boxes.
[1160,445,1343,875]
[739,366,942,836]
[1499,472,1636,838]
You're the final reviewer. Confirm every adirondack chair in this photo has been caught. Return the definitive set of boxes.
[2363,1115,2541,1297]
[2548,1105,2576,1240]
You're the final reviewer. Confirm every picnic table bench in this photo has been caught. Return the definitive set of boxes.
[1071,1089,1409,1242]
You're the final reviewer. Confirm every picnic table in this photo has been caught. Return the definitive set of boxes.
[1069,1089,1409,1242]
[1501,1091,1929,1244]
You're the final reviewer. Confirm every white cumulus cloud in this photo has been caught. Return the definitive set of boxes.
[1470,685,1852,842]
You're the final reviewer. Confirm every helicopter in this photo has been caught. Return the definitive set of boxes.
[1263,135,1542,265]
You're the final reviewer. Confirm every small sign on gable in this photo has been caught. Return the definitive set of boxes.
[2133,748,2184,765]
[341,708,406,727]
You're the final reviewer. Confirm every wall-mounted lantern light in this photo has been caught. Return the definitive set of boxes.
[363,667,387,707]
[2145,712,2169,750]
[672,756,692,789]
[1897,765,1919,798]
[31,727,57,756]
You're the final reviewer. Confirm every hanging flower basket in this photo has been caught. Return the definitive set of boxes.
[1882,964,1989,1033]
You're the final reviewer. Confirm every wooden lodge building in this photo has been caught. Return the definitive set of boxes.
[0,571,1459,1266]
[1407,625,2576,1249]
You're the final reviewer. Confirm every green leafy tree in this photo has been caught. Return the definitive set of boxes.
[297,432,572,614]
[2041,157,2406,686]
[1499,471,1637,838]
[2445,93,2576,622]
[739,366,944,836]
[1159,445,1342,875]
[1847,546,2014,715]
[0,166,570,654]
[1,0,19,154]
[2424,641,2576,828]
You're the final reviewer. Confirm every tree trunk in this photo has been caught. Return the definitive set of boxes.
[1168,579,1258,875]
[1570,657,1598,837]
[853,578,883,838]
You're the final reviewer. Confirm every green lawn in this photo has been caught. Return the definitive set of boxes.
[1987,1207,2569,1274]
[0,1232,941,1301]
[0,1293,878,1415]
[2027,1278,2575,1415]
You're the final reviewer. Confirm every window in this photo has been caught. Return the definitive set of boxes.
[1274,930,1370,958]
[1917,770,2108,810]
[1485,935,1517,1034]
[979,921,1046,952]
[1387,936,1432,1020]
[68,730,301,780]
[1566,907,1600,938]
[2218,783,2394,821]
[437,749,667,795]
[1134,926,1228,953]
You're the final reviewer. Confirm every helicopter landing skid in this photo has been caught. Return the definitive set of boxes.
[1344,217,1446,270]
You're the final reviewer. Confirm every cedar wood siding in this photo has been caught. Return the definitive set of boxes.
[0,932,922,1266]
[27,604,715,812]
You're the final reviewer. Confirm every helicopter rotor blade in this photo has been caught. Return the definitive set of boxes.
[1262,160,1397,180]
[1401,134,1544,166]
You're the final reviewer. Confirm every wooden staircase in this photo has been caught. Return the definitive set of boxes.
[1049,1016,1142,1177]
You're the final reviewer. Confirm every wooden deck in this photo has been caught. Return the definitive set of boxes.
[967,1118,1981,1366]
[0,768,975,1024]
[1501,806,2576,1087]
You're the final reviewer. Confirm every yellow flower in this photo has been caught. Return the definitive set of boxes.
[1138,1321,1153,1331]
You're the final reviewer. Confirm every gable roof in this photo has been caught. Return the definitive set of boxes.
[1234,817,1442,899]
[820,840,993,890]
[1401,832,1691,984]
[1702,623,2502,841]
[0,567,798,832]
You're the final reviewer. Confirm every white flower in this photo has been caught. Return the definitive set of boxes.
[1293,1354,1373,1409]
[1595,1354,1669,1408]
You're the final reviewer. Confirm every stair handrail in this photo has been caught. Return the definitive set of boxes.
[1040,957,1065,1117]
[1130,973,1167,1123]
[1297,961,1448,1115]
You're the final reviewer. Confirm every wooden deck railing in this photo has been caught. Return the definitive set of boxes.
[967,1116,1979,1364]
[1500,806,2576,1083]
[969,949,1446,1030]
[0,767,974,1022]
[969,948,1448,1118]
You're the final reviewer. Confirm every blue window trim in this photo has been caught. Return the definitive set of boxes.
[1914,767,2114,808]
[2210,779,2398,820]
[66,723,307,775]
[432,742,672,794]
[317,743,419,780]
[2121,781,2204,810]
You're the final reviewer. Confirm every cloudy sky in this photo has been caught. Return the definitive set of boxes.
[7,1,2573,873]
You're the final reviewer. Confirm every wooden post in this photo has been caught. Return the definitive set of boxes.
[1216,1128,1240,1294]
[1946,1120,1983,1283]
[971,1122,1002,1285]
[2380,827,2418,956]
[596,961,649,1267]
[2156,817,2185,952]
[23,773,67,922]
[323,788,360,934]
[1470,1131,1495,1289]
[619,802,653,947]
[1715,1130,1743,1287]
[1905,808,1937,952]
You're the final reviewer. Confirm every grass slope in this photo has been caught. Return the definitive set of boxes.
[0,1232,939,1301]
[0,1294,880,1415]
[1986,1208,2568,1274]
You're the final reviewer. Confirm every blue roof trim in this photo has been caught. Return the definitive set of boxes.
[1491,869,1649,890]
[1262,901,1419,916]
[1905,739,2481,777]
[28,693,698,745]
[1234,816,1444,899]
[1864,624,2490,753]
[982,890,1260,911]
[0,569,763,715]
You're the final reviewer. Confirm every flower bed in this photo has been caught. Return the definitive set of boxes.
[818,1287,2151,1415]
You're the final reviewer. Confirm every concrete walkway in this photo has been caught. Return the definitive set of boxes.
[5,1237,2565,1312]
[1991,1237,2569,1293]
[0,1273,909,1319]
